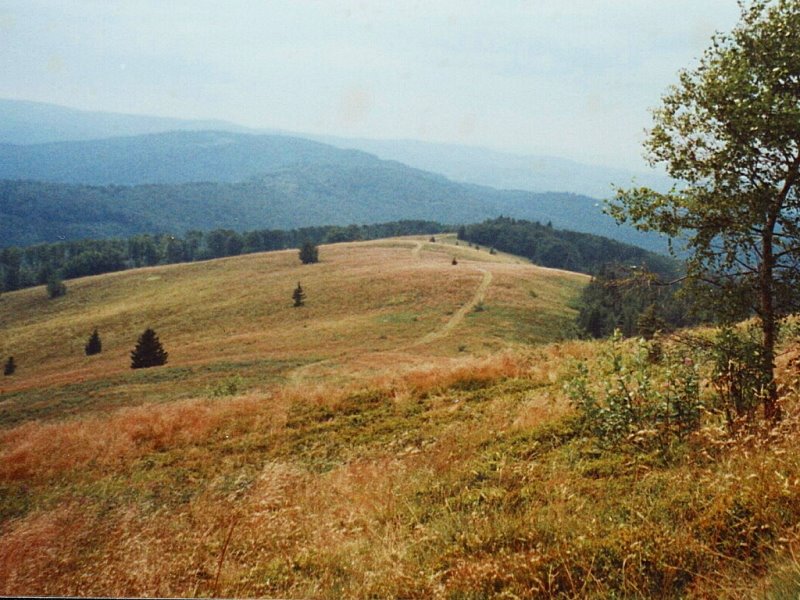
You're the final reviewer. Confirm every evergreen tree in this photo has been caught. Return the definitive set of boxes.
[293,282,305,307]
[46,273,66,298]
[130,328,168,369]
[299,242,319,264]
[85,328,102,356]
[3,356,15,376]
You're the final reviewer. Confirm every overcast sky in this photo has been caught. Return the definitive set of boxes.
[0,1,741,171]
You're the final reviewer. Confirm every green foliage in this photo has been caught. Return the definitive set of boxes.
[46,273,66,298]
[298,242,319,265]
[566,332,703,453]
[84,328,102,356]
[207,374,245,398]
[610,1,800,419]
[292,282,305,307]
[3,356,15,376]
[709,326,771,428]
[575,265,699,339]
[461,217,679,277]
[130,328,168,369]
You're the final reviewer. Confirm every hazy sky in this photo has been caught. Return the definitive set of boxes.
[0,1,741,171]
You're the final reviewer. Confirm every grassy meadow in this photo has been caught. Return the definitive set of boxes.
[3,235,800,597]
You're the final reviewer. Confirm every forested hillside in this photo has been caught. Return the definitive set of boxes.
[0,171,664,251]
[0,130,375,185]
[458,217,678,277]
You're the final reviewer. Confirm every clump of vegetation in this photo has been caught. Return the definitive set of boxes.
[566,331,702,455]
[207,374,245,398]
[298,242,319,264]
[46,273,66,299]
[84,328,102,356]
[708,325,773,431]
[130,328,168,369]
[3,356,15,376]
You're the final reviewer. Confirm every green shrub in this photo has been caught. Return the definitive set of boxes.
[565,331,702,454]
[708,325,771,430]
[208,374,244,398]
[46,274,66,298]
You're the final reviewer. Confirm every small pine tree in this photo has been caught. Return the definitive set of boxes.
[4,356,15,376]
[293,282,305,307]
[130,328,168,369]
[429,236,436,243]
[46,274,66,298]
[85,328,102,356]
[299,242,319,264]
[637,304,667,340]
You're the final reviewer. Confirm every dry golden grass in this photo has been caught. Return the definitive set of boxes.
[0,236,585,425]
[6,237,800,597]
[2,328,800,597]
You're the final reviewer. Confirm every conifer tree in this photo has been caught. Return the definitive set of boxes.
[130,328,168,369]
[293,282,305,307]
[85,328,102,356]
[4,356,15,376]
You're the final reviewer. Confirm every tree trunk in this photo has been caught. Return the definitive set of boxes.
[761,224,781,421]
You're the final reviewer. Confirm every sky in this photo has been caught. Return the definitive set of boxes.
[0,1,742,171]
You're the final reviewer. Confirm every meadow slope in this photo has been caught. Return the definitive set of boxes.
[2,236,800,598]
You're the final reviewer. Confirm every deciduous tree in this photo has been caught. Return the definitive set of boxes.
[610,0,800,420]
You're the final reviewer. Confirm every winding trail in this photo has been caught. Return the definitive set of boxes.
[288,239,493,383]
[406,267,492,348]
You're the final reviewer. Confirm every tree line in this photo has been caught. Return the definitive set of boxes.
[457,217,700,338]
[457,217,679,278]
[0,220,446,293]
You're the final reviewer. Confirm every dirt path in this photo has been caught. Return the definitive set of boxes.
[407,267,492,348]
[288,241,493,383]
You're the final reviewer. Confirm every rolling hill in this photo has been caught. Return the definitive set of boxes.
[0,235,586,425]
[1,236,799,598]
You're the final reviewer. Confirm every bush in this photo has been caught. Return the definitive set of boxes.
[565,331,703,453]
[130,328,168,369]
[208,375,245,398]
[709,325,771,430]
[46,274,66,298]
[299,242,319,264]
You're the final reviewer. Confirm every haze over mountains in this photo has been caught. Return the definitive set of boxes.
[0,99,671,198]
[0,98,669,252]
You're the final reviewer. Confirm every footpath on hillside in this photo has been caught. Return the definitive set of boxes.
[289,240,493,383]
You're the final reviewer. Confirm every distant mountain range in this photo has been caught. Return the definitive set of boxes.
[0,99,671,252]
[0,98,672,198]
